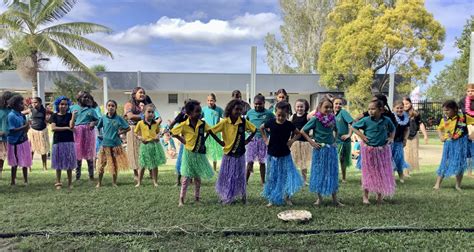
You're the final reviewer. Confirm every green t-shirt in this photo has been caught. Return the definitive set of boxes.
[302,117,336,145]
[335,109,353,143]
[352,116,395,147]
[246,109,274,138]
[70,105,100,126]
[97,114,130,147]
[202,106,224,126]
[0,108,10,142]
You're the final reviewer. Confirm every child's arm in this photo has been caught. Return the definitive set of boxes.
[420,122,429,144]
[387,131,395,144]
[244,120,257,145]
[403,127,409,146]
[437,129,446,142]
[260,124,269,145]
[300,128,321,149]
[173,135,186,145]
[70,111,77,129]
[119,127,131,136]
[287,128,301,148]
[351,127,368,144]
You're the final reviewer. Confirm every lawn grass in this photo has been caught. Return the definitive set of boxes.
[0,162,473,250]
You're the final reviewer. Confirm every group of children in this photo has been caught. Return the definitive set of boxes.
[0,84,472,207]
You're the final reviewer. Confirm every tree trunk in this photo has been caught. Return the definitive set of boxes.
[31,52,39,97]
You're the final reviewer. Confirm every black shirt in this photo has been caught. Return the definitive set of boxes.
[291,113,308,142]
[50,113,74,144]
[394,114,409,142]
[264,118,296,157]
[408,114,422,140]
[30,107,47,131]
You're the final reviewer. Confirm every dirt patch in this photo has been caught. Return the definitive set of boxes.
[419,144,443,166]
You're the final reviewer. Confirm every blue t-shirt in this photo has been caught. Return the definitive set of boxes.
[70,105,100,126]
[97,114,129,147]
[7,110,27,144]
[0,108,10,142]
[302,117,336,145]
[352,116,395,147]
[246,109,274,138]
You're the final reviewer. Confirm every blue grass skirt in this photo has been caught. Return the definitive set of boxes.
[309,145,339,196]
[355,156,362,170]
[437,136,468,177]
[392,141,409,173]
[262,154,303,205]
[175,144,184,175]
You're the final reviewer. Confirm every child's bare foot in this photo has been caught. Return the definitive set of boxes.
[333,201,344,207]
[362,196,370,205]
[455,185,462,192]
[342,179,347,183]
[400,179,405,184]
[314,198,321,206]
[179,198,184,207]
[96,183,101,188]
[153,183,158,188]
[68,185,73,190]
[376,195,383,205]
[266,203,273,207]
[55,183,62,190]
[135,183,141,188]
[112,183,118,187]
[242,196,247,205]
[285,198,293,206]
[433,185,440,190]
[195,197,200,203]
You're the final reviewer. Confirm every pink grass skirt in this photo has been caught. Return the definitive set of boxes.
[74,124,96,160]
[7,141,32,167]
[361,144,395,196]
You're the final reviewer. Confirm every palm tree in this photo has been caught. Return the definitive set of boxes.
[0,0,113,96]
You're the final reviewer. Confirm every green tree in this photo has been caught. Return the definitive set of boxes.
[318,0,445,112]
[264,0,335,74]
[0,0,113,96]
[53,75,95,103]
[0,48,16,70]
[90,64,107,72]
[427,16,473,101]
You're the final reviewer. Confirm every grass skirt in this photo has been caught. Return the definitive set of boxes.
[216,154,246,204]
[28,128,50,155]
[392,141,409,173]
[181,149,214,179]
[337,141,352,168]
[246,137,267,164]
[355,155,362,170]
[469,140,474,171]
[51,142,76,170]
[0,141,6,160]
[139,141,166,170]
[404,137,419,170]
[126,126,141,171]
[361,144,395,196]
[290,141,312,170]
[74,124,96,160]
[437,136,468,177]
[262,154,303,205]
[309,145,339,196]
[206,134,223,162]
[175,144,184,175]
[97,146,129,175]
[7,141,32,167]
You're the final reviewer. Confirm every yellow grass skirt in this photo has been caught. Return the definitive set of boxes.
[27,128,50,155]
[290,141,312,170]
[0,141,7,160]
[97,146,129,175]
[404,137,419,170]
[126,125,141,171]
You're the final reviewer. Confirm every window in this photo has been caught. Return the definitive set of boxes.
[168,94,178,104]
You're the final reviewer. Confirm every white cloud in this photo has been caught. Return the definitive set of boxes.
[186,10,208,21]
[66,0,96,20]
[425,0,473,30]
[105,12,281,45]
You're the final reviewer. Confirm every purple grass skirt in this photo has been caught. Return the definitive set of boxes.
[52,142,77,170]
[74,124,96,160]
[7,141,32,167]
[245,137,267,164]
[361,144,396,196]
[216,154,246,204]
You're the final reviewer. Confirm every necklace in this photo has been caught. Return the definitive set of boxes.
[315,112,335,128]
[394,112,409,126]
[465,96,474,117]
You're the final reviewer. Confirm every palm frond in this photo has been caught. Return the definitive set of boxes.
[42,31,113,58]
[0,9,35,33]
[35,0,77,24]
[39,22,112,36]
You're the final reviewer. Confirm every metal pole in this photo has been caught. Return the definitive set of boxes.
[388,72,395,109]
[103,76,108,110]
[36,71,44,101]
[246,83,250,104]
[137,71,142,87]
[469,32,474,83]
[250,46,257,104]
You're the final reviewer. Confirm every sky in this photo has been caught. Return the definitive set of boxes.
[0,0,473,87]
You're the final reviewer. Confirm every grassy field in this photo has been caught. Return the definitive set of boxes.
[0,160,473,250]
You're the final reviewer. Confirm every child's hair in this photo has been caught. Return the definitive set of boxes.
[106,99,118,116]
[76,91,97,108]
[402,96,419,118]
[32,97,45,111]
[7,94,24,111]
[208,93,217,101]
[317,98,333,112]
[185,99,201,115]
[143,103,155,112]
[232,90,241,98]
[224,99,244,117]
[275,101,291,114]
[275,88,288,98]
[254,93,265,103]
[0,91,15,109]
[442,100,459,112]
[467,83,474,89]
[369,99,384,110]
[53,96,72,113]
[295,99,310,113]
[393,100,404,108]
[374,93,391,112]
[333,97,346,104]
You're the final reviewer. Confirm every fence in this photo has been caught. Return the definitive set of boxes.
[411,100,443,131]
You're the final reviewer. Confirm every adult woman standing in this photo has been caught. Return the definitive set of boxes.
[402,97,428,175]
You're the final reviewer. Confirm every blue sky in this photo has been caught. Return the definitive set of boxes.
[1,0,473,87]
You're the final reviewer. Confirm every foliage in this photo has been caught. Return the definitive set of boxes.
[0,48,16,70]
[90,64,107,72]
[0,0,113,95]
[426,16,473,101]
[53,75,96,102]
[318,0,445,113]
[264,0,335,74]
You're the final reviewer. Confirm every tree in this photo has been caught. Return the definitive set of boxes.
[0,0,113,96]
[318,0,445,112]
[0,48,16,70]
[427,16,473,101]
[264,0,335,74]
[53,75,96,103]
[90,64,107,72]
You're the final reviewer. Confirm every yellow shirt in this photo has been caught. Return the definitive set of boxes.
[437,114,466,139]
[466,114,474,125]
[134,120,160,141]
[170,119,211,151]
[211,117,256,154]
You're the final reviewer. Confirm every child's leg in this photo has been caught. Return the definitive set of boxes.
[246,161,254,184]
[11,166,17,185]
[86,159,94,180]
[376,193,383,204]
[455,174,463,191]
[76,160,82,180]
[133,169,139,181]
[112,174,118,186]
[194,177,201,201]
[363,189,370,204]
[97,172,104,188]
[66,170,72,188]
[332,192,343,206]
[213,161,217,171]
[41,154,47,170]
[152,168,158,187]
[398,171,405,183]
[301,168,307,184]
[314,193,323,206]
[176,174,181,186]
[179,177,190,206]
[0,159,4,177]
[341,162,347,182]
[136,168,145,187]
[433,176,443,189]
[259,163,266,184]
[55,170,61,184]
[22,167,28,184]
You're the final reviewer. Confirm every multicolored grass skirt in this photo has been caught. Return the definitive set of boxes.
[28,128,50,155]
[206,134,223,162]
[309,145,339,196]
[97,146,129,175]
[290,140,312,170]
[138,141,166,170]
[360,144,395,196]
[0,141,7,160]
[7,141,32,167]
[181,149,214,179]
[392,141,409,173]
[437,136,468,177]
[216,154,246,204]
[337,141,352,168]
[176,144,184,175]
[74,124,96,160]
[262,154,303,205]
[126,126,140,171]
[245,137,267,164]
[404,137,419,170]
[51,142,76,170]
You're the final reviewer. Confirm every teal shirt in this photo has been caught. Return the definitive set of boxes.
[0,108,10,142]
[335,109,353,143]
[352,116,395,147]
[97,114,129,147]
[70,105,100,126]
[246,109,274,138]
[302,117,336,145]
[202,106,224,126]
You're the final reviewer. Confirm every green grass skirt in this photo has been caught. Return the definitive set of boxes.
[139,141,166,169]
[337,141,353,168]
[181,149,214,179]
